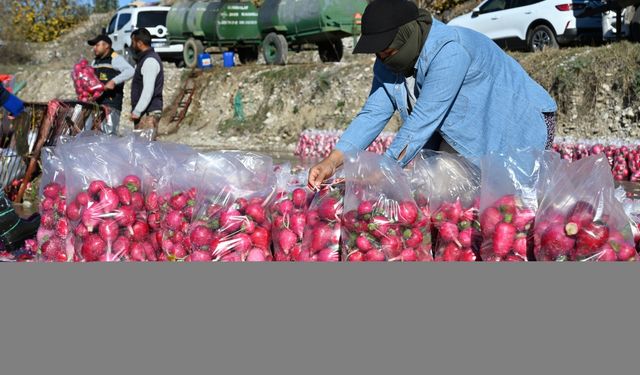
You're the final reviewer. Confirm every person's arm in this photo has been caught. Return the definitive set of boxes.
[111,54,135,85]
[309,61,396,189]
[385,41,471,167]
[132,58,161,117]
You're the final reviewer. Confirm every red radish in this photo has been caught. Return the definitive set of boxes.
[129,242,147,262]
[317,248,339,262]
[220,209,242,233]
[381,236,401,258]
[242,219,256,234]
[458,227,473,248]
[145,192,159,211]
[148,212,160,230]
[290,213,306,239]
[513,234,528,260]
[66,201,83,221]
[492,222,516,257]
[356,234,374,252]
[311,224,333,252]
[251,227,270,250]
[113,236,131,257]
[480,207,502,237]
[368,216,390,239]
[76,192,90,207]
[318,197,339,220]
[357,200,374,217]
[277,200,294,216]
[123,175,141,192]
[290,244,302,260]
[295,249,317,262]
[597,244,618,262]
[273,215,285,229]
[512,208,536,231]
[614,242,636,261]
[81,234,106,262]
[116,185,132,206]
[246,204,267,224]
[348,251,365,262]
[43,183,62,200]
[41,212,55,229]
[132,221,150,242]
[439,222,460,244]
[74,223,90,239]
[565,201,596,235]
[99,188,119,212]
[131,192,144,211]
[143,242,157,262]
[235,198,249,211]
[278,229,297,254]
[98,219,119,243]
[170,193,188,210]
[404,228,424,248]
[442,243,461,262]
[540,224,575,260]
[399,249,418,262]
[365,250,386,262]
[398,201,418,225]
[342,210,358,231]
[190,226,213,247]
[495,195,517,214]
[246,248,267,262]
[292,188,307,208]
[41,239,63,260]
[81,206,101,231]
[41,198,55,212]
[233,233,253,254]
[173,244,188,259]
[306,210,320,227]
[165,210,185,231]
[459,249,477,262]
[88,180,107,197]
[576,222,609,253]
[505,254,525,262]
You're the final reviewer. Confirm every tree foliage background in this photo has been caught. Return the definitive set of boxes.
[10,0,89,43]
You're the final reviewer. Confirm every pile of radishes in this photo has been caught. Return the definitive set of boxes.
[37,182,73,262]
[553,141,640,182]
[271,185,312,261]
[71,59,104,102]
[298,185,343,262]
[295,130,394,159]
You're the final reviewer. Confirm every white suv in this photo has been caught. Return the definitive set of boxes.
[447,0,602,51]
[104,5,184,65]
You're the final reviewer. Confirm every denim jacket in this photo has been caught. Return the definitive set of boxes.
[335,19,557,167]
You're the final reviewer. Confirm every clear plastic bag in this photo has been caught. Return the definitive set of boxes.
[71,58,104,102]
[479,149,550,262]
[301,181,344,262]
[409,151,480,262]
[270,164,313,262]
[185,151,277,262]
[534,155,638,262]
[61,136,150,262]
[342,151,431,262]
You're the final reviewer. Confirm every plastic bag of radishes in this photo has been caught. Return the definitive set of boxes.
[342,151,431,262]
[534,155,638,262]
[185,151,277,262]
[62,136,151,262]
[270,165,313,261]
[36,147,72,262]
[478,149,554,262]
[72,58,104,102]
[410,151,480,262]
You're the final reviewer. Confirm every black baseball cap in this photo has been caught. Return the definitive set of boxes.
[353,0,419,54]
[88,34,112,46]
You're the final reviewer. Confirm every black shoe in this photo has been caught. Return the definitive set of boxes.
[0,192,20,234]
[0,213,40,253]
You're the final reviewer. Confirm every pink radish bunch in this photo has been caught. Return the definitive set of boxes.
[187,194,273,262]
[431,198,481,262]
[71,59,104,102]
[552,142,640,181]
[295,130,395,159]
[66,175,153,262]
[343,197,433,262]
[479,195,536,262]
[154,188,198,262]
[292,184,343,262]
[36,182,74,262]
[271,187,313,262]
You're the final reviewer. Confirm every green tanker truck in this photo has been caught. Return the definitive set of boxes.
[167,0,367,68]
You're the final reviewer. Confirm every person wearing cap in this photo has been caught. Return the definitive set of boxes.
[0,82,24,119]
[308,0,557,189]
[86,34,135,135]
[130,28,164,140]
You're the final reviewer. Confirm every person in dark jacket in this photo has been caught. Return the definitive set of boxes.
[130,28,164,139]
[86,34,134,135]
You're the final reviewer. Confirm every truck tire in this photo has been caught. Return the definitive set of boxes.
[184,38,204,69]
[631,6,640,42]
[318,39,344,63]
[527,24,558,52]
[238,47,259,64]
[262,33,288,65]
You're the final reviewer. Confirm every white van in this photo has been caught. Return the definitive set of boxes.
[104,4,184,66]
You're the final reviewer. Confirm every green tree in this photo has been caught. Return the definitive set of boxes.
[11,0,88,43]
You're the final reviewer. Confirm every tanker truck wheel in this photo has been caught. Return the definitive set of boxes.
[238,47,259,64]
[318,39,344,63]
[263,33,288,65]
[184,38,204,69]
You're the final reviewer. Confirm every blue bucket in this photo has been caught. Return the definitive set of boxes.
[223,51,235,68]
[197,53,213,69]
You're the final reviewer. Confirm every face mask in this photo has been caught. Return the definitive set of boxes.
[381,10,433,76]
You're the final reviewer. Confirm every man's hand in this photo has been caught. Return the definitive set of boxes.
[131,113,140,122]
[308,150,344,190]
[104,80,116,91]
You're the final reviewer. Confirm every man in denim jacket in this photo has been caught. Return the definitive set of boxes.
[308,0,557,189]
